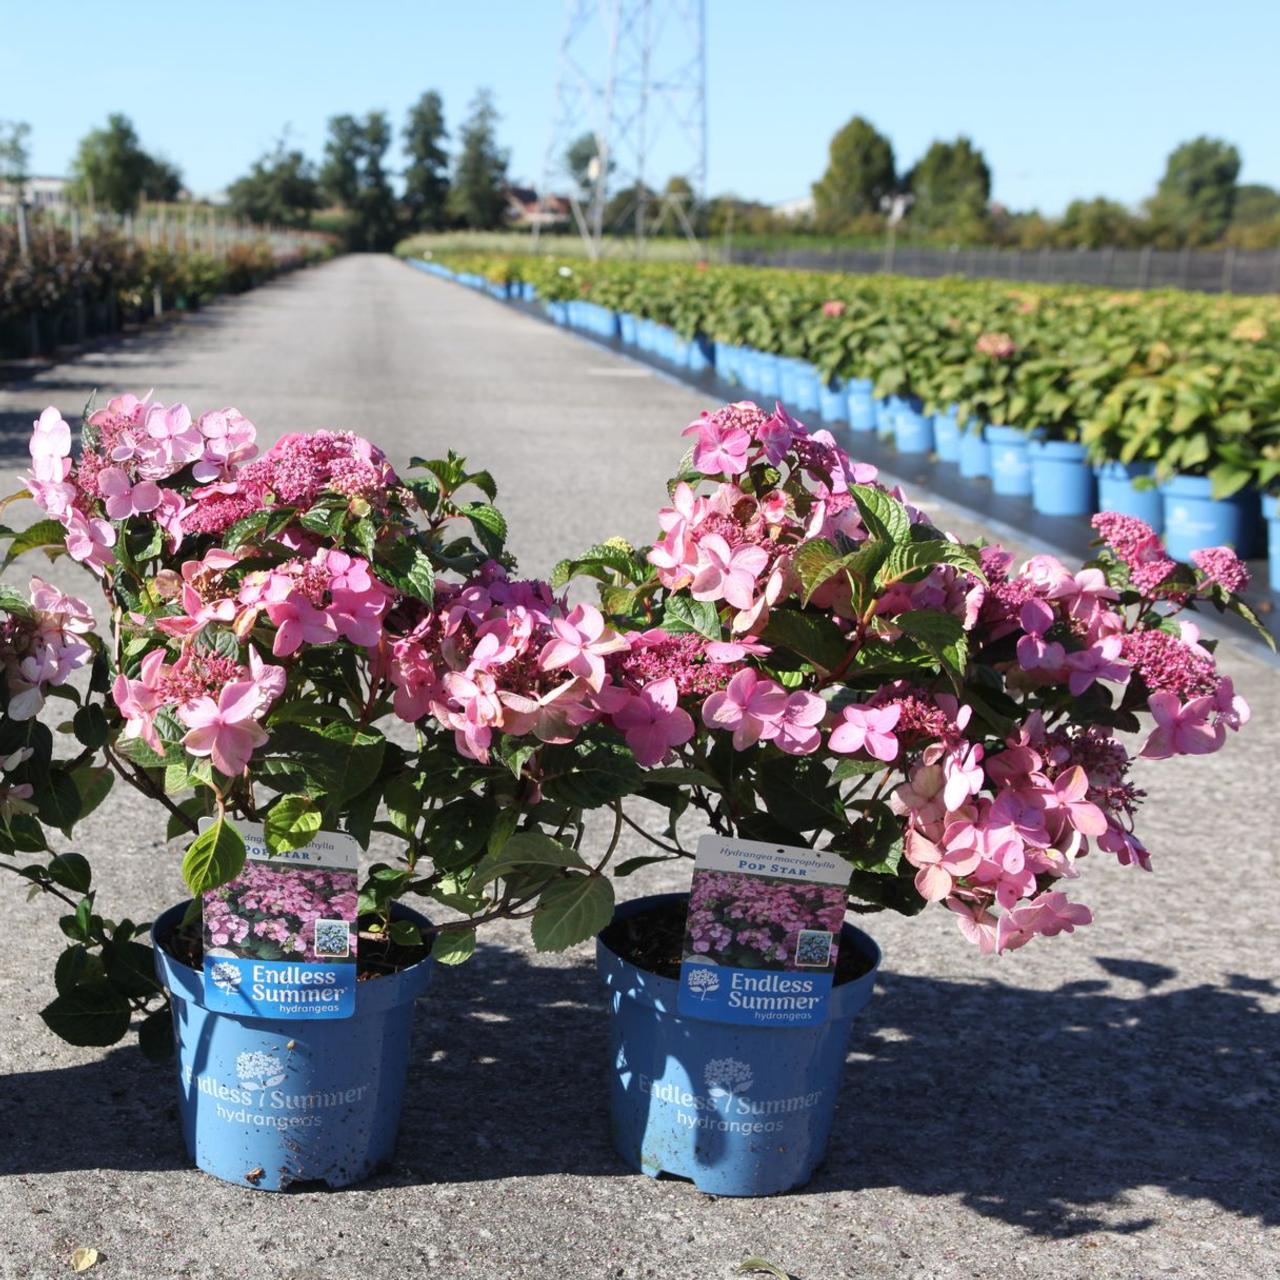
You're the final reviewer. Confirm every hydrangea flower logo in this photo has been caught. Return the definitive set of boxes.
[704,1057,754,1102]
[686,966,720,1000]
[209,961,242,994]
[235,1051,287,1090]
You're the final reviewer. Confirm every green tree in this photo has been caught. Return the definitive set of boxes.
[447,89,509,230]
[603,181,658,235]
[652,175,701,236]
[0,120,31,199]
[403,90,450,231]
[321,112,400,251]
[811,115,896,228]
[1230,183,1280,228]
[1146,136,1240,246]
[565,131,615,197]
[69,114,183,214]
[1057,196,1144,249]
[227,140,324,228]
[905,137,991,233]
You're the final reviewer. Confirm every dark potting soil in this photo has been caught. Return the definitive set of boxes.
[158,916,429,981]
[601,899,875,985]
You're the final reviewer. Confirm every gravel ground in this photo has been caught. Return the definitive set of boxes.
[0,256,1276,1280]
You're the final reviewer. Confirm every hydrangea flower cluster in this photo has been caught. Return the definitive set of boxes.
[0,577,94,720]
[546,400,1259,955]
[204,862,357,962]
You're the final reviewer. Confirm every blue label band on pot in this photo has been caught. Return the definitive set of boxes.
[677,835,849,1027]
[200,821,359,1020]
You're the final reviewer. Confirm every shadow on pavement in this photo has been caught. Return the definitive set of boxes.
[2,944,1275,1237]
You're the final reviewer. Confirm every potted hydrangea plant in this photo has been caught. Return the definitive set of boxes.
[543,400,1265,1196]
[2,394,643,1190]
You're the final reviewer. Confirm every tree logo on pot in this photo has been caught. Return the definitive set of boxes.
[704,1057,754,1102]
[236,1051,287,1091]
[686,967,721,1001]
[209,961,242,995]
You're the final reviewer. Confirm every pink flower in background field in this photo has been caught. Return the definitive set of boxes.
[821,299,846,318]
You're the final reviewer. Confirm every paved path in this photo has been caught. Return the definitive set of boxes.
[1,256,1276,1280]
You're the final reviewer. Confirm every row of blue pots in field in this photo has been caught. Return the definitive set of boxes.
[416,260,1277,591]
[153,892,879,1196]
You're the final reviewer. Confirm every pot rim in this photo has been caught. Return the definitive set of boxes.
[152,899,436,1018]
[596,891,882,1023]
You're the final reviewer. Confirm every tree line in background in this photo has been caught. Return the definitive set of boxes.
[0,90,512,253]
[795,116,1279,252]
[3,104,1277,256]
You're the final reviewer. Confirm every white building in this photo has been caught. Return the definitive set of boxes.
[771,195,815,220]
[0,175,72,211]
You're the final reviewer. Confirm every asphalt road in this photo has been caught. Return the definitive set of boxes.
[1,256,1276,1280]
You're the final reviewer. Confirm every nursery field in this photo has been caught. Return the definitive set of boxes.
[0,256,1277,1280]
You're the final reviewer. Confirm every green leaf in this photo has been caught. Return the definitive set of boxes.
[47,852,92,894]
[388,919,423,947]
[530,874,615,952]
[54,944,105,995]
[849,484,910,545]
[377,540,436,604]
[735,1258,793,1280]
[36,769,82,837]
[138,1006,174,1061]
[264,794,322,854]
[878,539,983,586]
[431,929,477,965]
[613,854,680,877]
[463,502,507,557]
[542,742,642,808]
[661,594,721,639]
[793,538,849,606]
[2,517,67,568]
[895,610,969,681]
[72,704,108,749]
[181,816,246,896]
[1225,595,1277,651]
[475,831,587,885]
[71,766,114,822]
[831,758,883,781]
[761,607,849,673]
[102,939,161,997]
[40,982,132,1047]
[223,507,274,550]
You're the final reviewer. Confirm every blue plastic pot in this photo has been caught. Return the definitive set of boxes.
[846,380,875,432]
[778,360,800,405]
[620,313,638,345]
[546,301,568,326]
[933,410,960,462]
[958,426,991,478]
[986,425,1035,497]
[894,404,935,454]
[1028,440,1095,516]
[1265,495,1280,593]
[793,363,821,414]
[1160,475,1260,562]
[818,377,846,422]
[597,893,881,1197]
[1094,461,1163,531]
[754,352,780,399]
[152,901,434,1191]
[713,342,739,383]
[687,335,714,373]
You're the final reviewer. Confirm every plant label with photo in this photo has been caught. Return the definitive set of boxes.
[200,821,359,1020]
[677,835,850,1027]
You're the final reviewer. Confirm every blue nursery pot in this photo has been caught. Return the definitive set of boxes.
[846,379,875,433]
[817,377,847,422]
[793,362,821,414]
[619,313,639,345]
[1094,461,1163,531]
[152,901,434,1191]
[597,892,881,1197]
[958,424,991,478]
[1160,475,1261,562]
[933,409,960,462]
[1028,440,1096,517]
[985,424,1036,497]
[777,359,800,405]
[754,353,781,400]
[687,335,714,373]
[894,402,936,454]
[1264,494,1280,593]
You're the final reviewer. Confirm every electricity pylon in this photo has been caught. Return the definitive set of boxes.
[534,0,707,257]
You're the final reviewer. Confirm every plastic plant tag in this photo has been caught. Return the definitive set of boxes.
[677,835,850,1026]
[200,821,359,1019]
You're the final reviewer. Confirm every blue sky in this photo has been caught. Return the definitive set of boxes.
[4,0,1277,215]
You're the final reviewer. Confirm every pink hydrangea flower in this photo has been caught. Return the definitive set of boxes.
[602,678,695,766]
[179,681,270,776]
[538,604,627,691]
[682,410,753,476]
[689,535,769,610]
[1190,546,1249,594]
[829,702,901,761]
[1140,691,1223,759]
[701,668,790,749]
